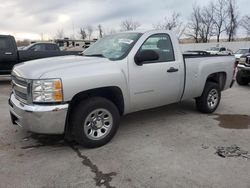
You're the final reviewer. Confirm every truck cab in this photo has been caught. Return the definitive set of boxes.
[0,35,18,75]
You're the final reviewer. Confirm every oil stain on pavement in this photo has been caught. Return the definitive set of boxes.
[70,144,117,188]
[20,134,65,149]
[20,134,117,188]
[214,114,250,129]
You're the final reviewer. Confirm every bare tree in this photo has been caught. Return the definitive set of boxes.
[79,28,87,40]
[186,5,202,43]
[86,25,93,40]
[154,12,181,30]
[120,18,141,31]
[16,39,30,47]
[186,3,215,43]
[199,2,215,43]
[241,15,250,37]
[225,0,239,41]
[177,25,187,40]
[103,28,117,36]
[56,29,65,39]
[213,0,228,42]
[98,24,103,38]
[153,12,186,39]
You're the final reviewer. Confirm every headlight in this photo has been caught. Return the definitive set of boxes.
[239,57,246,64]
[247,56,250,65]
[32,79,63,103]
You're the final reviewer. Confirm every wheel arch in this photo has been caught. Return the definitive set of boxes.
[64,86,125,137]
[205,72,227,91]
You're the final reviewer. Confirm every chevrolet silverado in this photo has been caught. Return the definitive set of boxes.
[9,30,235,148]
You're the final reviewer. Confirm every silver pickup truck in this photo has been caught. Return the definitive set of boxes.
[9,30,235,148]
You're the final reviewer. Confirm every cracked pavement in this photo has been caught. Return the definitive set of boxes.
[0,77,250,188]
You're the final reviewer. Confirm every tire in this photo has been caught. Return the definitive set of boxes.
[236,71,250,86]
[196,82,221,113]
[71,97,120,148]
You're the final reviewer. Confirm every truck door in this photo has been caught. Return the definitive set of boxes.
[0,36,18,73]
[129,33,183,112]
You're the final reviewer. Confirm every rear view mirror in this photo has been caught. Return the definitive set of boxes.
[135,50,159,66]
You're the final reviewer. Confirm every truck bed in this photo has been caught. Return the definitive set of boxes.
[183,53,232,59]
[181,54,235,101]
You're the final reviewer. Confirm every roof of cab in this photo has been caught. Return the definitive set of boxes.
[0,35,12,37]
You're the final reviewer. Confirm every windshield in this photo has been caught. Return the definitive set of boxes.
[235,49,249,54]
[208,47,220,51]
[83,33,142,60]
[22,44,34,50]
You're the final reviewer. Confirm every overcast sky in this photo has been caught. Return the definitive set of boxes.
[0,0,249,40]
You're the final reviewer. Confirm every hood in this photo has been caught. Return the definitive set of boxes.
[234,54,243,59]
[13,55,111,79]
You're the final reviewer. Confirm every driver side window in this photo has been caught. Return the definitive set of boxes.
[220,47,226,52]
[0,37,11,51]
[30,44,45,51]
[30,45,39,51]
[139,34,175,63]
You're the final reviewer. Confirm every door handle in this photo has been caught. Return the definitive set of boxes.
[5,52,13,55]
[167,67,179,73]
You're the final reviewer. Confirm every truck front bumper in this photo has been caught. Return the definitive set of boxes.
[238,64,250,71]
[9,94,68,134]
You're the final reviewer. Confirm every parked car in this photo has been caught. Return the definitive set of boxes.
[234,48,250,62]
[0,35,82,75]
[183,51,211,56]
[9,30,235,148]
[206,47,233,55]
[236,53,250,85]
[20,42,60,51]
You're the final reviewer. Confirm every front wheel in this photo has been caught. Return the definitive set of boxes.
[236,71,250,86]
[71,97,120,148]
[196,82,221,113]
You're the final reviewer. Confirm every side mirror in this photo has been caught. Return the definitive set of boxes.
[135,50,159,66]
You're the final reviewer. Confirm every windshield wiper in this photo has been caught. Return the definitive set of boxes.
[84,54,105,57]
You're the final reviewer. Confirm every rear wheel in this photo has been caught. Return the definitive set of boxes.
[71,97,120,148]
[236,71,250,86]
[196,82,221,113]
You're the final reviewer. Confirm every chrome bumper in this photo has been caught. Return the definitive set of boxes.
[9,94,68,134]
[238,64,250,71]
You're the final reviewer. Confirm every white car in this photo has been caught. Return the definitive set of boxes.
[206,47,232,55]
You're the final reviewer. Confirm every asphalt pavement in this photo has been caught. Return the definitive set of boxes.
[0,77,250,188]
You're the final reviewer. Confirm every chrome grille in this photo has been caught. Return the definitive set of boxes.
[246,57,250,66]
[11,75,29,104]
